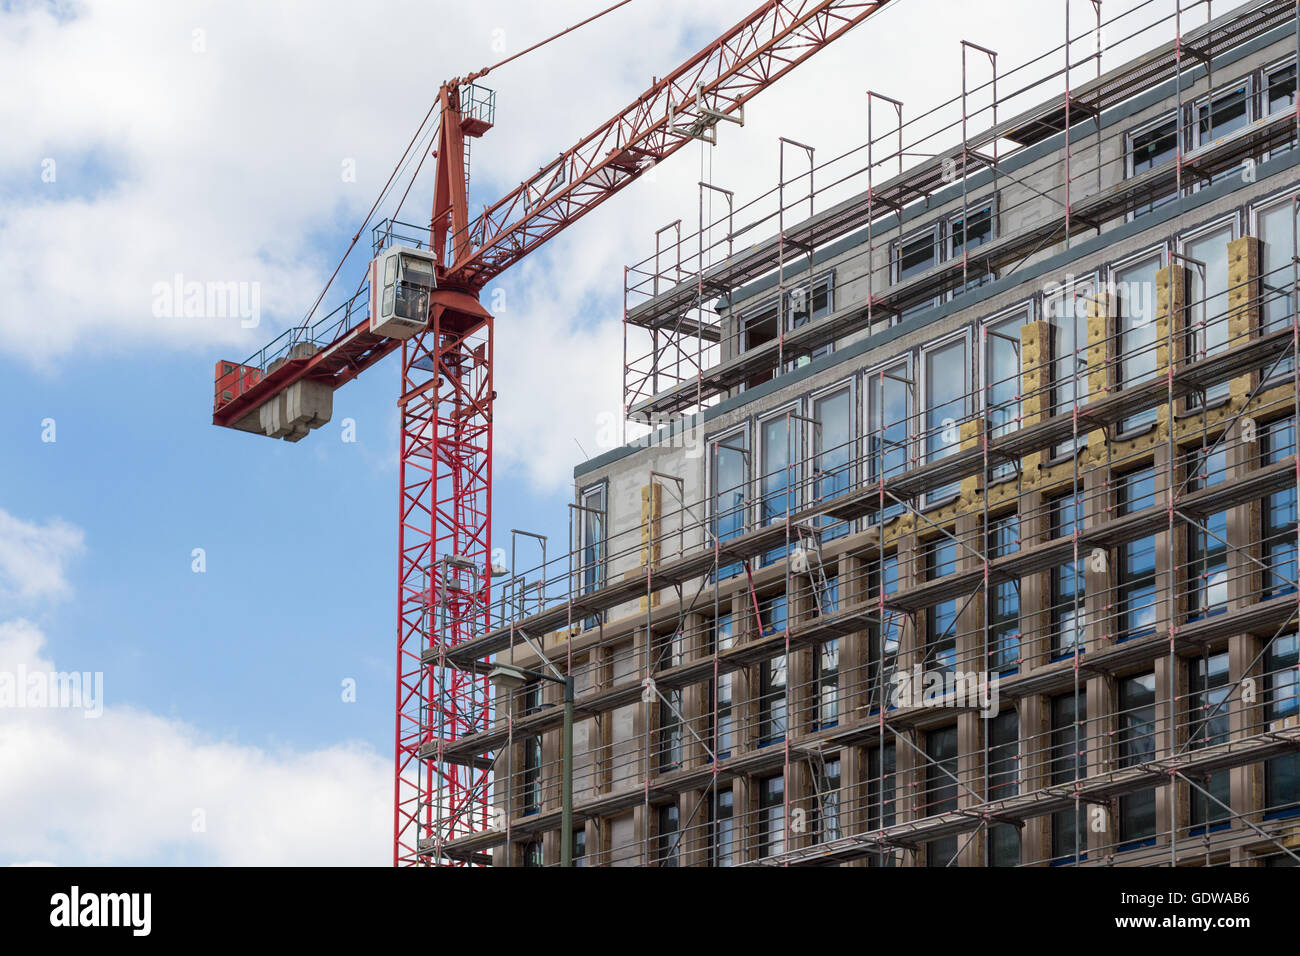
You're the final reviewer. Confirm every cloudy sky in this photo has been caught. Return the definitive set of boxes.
[0,0,1231,865]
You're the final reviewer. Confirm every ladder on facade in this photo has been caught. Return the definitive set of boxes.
[791,520,834,616]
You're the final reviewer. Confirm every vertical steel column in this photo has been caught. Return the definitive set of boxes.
[395,310,495,866]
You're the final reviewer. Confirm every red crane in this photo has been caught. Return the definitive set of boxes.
[211,0,891,866]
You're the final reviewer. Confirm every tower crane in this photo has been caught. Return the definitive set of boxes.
[210,0,892,866]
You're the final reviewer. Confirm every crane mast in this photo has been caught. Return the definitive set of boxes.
[209,0,892,866]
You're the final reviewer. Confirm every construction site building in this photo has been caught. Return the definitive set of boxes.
[421,0,1300,867]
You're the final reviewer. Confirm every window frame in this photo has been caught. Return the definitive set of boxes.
[574,479,608,618]
[807,377,857,538]
[1125,109,1181,220]
[919,327,973,508]
[1050,690,1088,863]
[863,352,915,495]
[756,402,803,530]
[1049,491,1086,659]
[979,302,1033,479]
[1115,466,1159,642]
[1178,213,1240,409]
[1249,186,1300,383]
[734,271,836,375]
[1110,244,1167,433]
[1043,271,1098,453]
[707,423,752,578]
[948,198,999,293]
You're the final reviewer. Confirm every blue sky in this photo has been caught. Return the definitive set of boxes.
[0,0,773,865]
[1,0,1225,865]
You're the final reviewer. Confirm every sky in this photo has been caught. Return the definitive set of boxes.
[0,0,1236,865]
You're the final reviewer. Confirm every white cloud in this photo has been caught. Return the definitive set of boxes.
[0,508,84,603]
[1,0,1255,493]
[0,615,390,866]
[0,502,390,866]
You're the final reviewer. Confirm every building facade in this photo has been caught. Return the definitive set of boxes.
[422,0,1300,867]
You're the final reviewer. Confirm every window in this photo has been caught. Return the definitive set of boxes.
[987,709,1020,866]
[988,515,1020,673]
[784,279,834,370]
[1266,59,1298,154]
[577,482,606,595]
[1127,112,1179,217]
[1266,633,1300,815]
[656,803,680,867]
[758,774,785,858]
[654,630,684,772]
[814,757,842,843]
[1117,468,1158,641]
[926,537,959,674]
[759,410,798,564]
[1114,251,1163,432]
[1187,445,1228,621]
[867,743,896,867]
[1263,418,1298,599]
[870,555,902,711]
[925,726,960,866]
[923,336,969,504]
[1188,651,1231,831]
[1192,79,1252,185]
[657,690,684,773]
[521,681,543,815]
[1183,221,1236,406]
[867,358,913,521]
[1045,278,1095,452]
[737,275,834,383]
[984,308,1029,479]
[711,428,749,579]
[893,223,943,319]
[950,203,997,295]
[1118,672,1158,848]
[760,592,788,635]
[522,840,542,867]
[759,411,796,526]
[576,482,607,630]
[760,594,789,744]
[572,829,587,866]
[893,204,997,316]
[712,669,734,760]
[1051,691,1087,862]
[711,614,735,760]
[709,786,735,866]
[1267,59,1297,116]
[810,573,840,730]
[1255,196,1298,380]
[1050,494,1086,658]
[813,631,840,731]
[760,653,788,745]
[811,384,853,539]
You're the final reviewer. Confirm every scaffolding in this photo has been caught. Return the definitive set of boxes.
[621,0,1300,425]
[417,0,1300,867]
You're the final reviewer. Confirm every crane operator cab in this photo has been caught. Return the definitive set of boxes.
[369,246,438,339]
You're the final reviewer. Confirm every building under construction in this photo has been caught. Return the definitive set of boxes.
[418,0,1300,867]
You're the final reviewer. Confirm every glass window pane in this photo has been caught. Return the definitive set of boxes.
[1185,224,1235,403]
[925,339,967,501]
[1116,253,1162,431]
